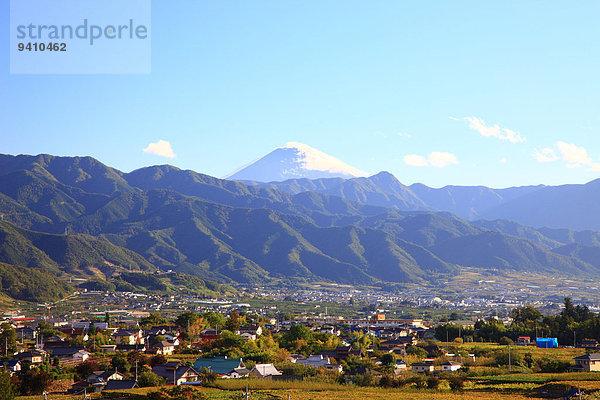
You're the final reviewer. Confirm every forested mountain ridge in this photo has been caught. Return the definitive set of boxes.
[1,153,600,295]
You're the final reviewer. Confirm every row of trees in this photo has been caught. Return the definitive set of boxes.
[435,298,599,346]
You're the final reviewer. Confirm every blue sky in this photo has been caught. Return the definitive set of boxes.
[1,1,599,188]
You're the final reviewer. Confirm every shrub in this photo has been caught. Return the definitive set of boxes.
[427,376,440,389]
[138,371,165,387]
[494,349,523,367]
[353,372,379,387]
[408,375,426,389]
[536,358,571,373]
[379,374,395,388]
[449,377,464,392]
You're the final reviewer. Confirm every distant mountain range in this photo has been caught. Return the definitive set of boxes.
[246,171,600,231]
[1,152,600,298]
[229,143,600,231]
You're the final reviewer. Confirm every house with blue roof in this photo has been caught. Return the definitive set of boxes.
[193,356,246,378]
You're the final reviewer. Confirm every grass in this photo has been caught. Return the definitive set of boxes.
[212,379,343,391]
[471,372,600,384]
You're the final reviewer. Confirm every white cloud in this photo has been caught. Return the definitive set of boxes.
[403,154,428,167]
[143,140,176,158]
[397,132,412,139]
[404,152,459,168]
[556,141,592,165]
[428,152,458,168]
[455,116,526,143]
[499,157,507,164]
[533,147,559,163]
[534,141,600,172]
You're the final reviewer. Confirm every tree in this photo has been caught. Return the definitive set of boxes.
[286,325,312,342]
[380,353,396,366]
[406,345,427,358]
[511,306,542,326]
[202,312,225,330]
[111,354,131,373]
[562,297,577,321]
[19,369,53,395]
[0,370,15,400]
[498,336,513,346]
[37,322,58,338]
[151,354,168,367]
[152,335,167,346]
[225,311,243,332]
[141,313,168,328]
[138,371,165,387]
[0,324,17,356]
[175,312,205,339]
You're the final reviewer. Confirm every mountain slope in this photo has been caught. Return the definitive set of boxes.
[2,153,600,287]
[410,183,543,220]
[0,263,73,302]
[481,179,600,231]
[0,221,154,277]
[254,172,428,211]
[431,231,593,274]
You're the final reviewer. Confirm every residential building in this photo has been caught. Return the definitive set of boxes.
[14,350,45,364]
[193,356,245,378]
[515,336,531,346]
[249,364,281,379]
[112,329,144,345]
[154,341,175,355]
[573,353,600,372]
[87,370,125,384]
[295,355,332,368]
[441,361,462,371]
[411,362,434,373]
[49,347,91,364]
[152,362,200,385]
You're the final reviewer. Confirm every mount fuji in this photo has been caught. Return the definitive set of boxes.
[225,142,368,182]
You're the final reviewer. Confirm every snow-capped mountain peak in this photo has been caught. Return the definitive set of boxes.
[225,142,367,182]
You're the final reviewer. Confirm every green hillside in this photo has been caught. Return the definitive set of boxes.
[2,153,600,292]
[0,263,73,302]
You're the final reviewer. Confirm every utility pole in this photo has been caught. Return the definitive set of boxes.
[508,344,511,373]
[135,360,138,382]
[574,331,576,348]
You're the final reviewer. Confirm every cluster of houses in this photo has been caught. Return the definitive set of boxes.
[7,310,600,396]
